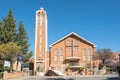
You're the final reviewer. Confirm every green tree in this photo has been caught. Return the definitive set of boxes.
[0,9,32,70]
[0,42,20,68]
[0,21,4,44]
[17,21,32,62]
[0,9,18,70]
[0,9,17,44]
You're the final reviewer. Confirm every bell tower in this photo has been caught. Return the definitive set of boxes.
[34,7,48,75]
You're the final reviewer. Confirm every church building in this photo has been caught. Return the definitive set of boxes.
[34,7,98,76]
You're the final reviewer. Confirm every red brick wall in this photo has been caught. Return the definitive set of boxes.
[50,35,96,75]
[4,71,26,80]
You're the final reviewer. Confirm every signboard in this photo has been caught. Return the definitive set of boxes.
[4,61,10,67]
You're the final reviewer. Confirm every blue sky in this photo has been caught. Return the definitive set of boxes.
[0,0,120,52]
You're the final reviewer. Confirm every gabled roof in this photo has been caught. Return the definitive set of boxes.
[49,32,96,48]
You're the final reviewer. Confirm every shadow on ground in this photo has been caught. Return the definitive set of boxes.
[45,76,120,80]
[45,78,74,80]
[107,77,120,80]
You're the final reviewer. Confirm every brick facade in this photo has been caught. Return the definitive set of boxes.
[49,33,96,75]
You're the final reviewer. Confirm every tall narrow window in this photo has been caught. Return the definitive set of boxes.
[67,40,70,46]
[73,40,78,46]
[60,48,63,64]
[38,15,40,26]
[40,37,42,43]
[67,47,71,51]
[54,48,58,63]
[83,48,86,62]
[42,15,45,25]
[74,47,78,51]
[40,45,41,51]
[40,15,42,26]
[40,29,42,36]
[88,48,91,62]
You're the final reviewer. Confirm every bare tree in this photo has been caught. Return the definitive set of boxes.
[94,48,113,66]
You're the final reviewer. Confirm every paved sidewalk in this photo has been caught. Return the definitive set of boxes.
[9,75,120,80]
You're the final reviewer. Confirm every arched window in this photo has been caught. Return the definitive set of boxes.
[54,48,58,63]
[73,39,78,46]
[42,15,45,25]
[40,15,43,26]
[83,48,86,62]
[67,47,71,51]
[74,47,78,51]
[38,14,40,26]
[88,48,92,62]
[67,40,71,45]
[60,48,63,64]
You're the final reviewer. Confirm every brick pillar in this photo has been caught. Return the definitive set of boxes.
[3,71,8,80]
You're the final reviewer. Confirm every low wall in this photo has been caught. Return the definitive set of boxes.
[4,71,26,80]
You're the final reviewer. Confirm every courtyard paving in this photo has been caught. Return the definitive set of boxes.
[9,74,120,80]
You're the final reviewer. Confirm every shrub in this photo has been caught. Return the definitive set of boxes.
[106,67,113,72]
[0,67,12,72]
[0,72,3,80]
